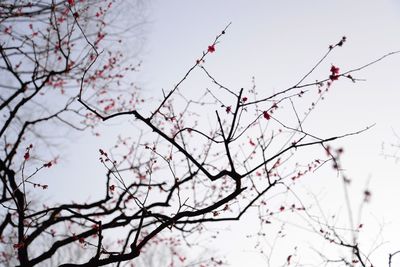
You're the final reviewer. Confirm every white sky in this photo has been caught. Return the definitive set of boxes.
[137,1,400,265]
[41,1,400,266]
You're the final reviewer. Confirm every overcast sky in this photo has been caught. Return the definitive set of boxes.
[43,1,400,266]
[137,2,400,265]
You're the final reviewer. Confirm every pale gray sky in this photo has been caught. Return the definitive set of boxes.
[42,1,400,266]
[137,2,400,265]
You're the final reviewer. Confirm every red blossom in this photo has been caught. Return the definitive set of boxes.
[330,65,340,75]
[207,44,215,53]
[43,162,52,168]
[330,74,339,81]
[329,65,340,81]
[24,151,30,160]
[225,106,231,113]
[263,111,270,120]
[67,0,75,5]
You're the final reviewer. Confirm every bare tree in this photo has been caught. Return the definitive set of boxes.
[1,1,399,266]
